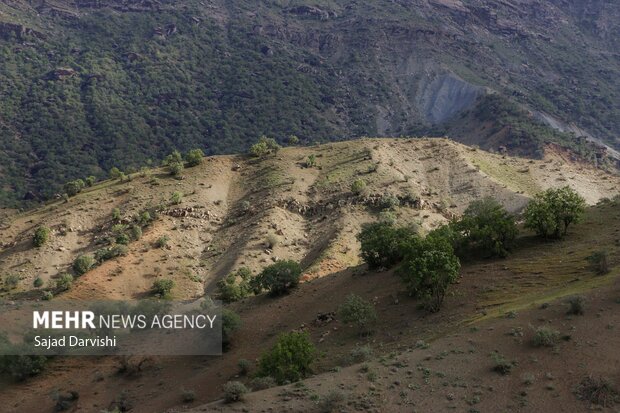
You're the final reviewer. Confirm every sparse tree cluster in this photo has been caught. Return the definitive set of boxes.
[524,186,586,239]
[249,136,281,158]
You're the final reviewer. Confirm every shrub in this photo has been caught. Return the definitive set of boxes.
[222,309,241,349]
[575,376,619,407]
[349,345,373,363]
[250,136,280,157]
[185,149,204,167]
[351,179,366,195]
[64,180,84,197]
[139,211,152,226]
[357,222,416,270]
[170,191,183,205]
[250,376,276,390]
[33,277,44,288]
[0,353,47,381]
[163,150,183,165]
[4,274,19,290]
[305,154,317,168]
[73,255,94,276]
[95,244,128,262]
[491,352,514,375]
[110,167,123,179]
[266,233,279,249]
[532,326,561,347]
[317,390,346,413]
[288,135,299,145]
[56,274,74,291]
[112,208,121,221]
[251,260,302,295]
[338,294,377,334]
[379,194,400,210]
[524,186,586,239]
[130,225,142,240]
[217,267,252,303]
[223,381,248,403]
[181,389,195,403]
[588,250,609,275]
[257,332,316,384]
[33,226,50,247]
[453,198,517,257]
[397,236,460,312]
[169,161,184,176]
[567,296,585,315]
[155,235,170,249]
[42,291,53,300]
[85,176,96,187]
[152,279,174,298]
[238,359,251,375]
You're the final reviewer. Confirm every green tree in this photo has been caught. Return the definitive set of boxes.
[85,176,96,187]
[453,198,517,257]
[109,167,123,180]
[64,180,82,197]
[357,222,415,270]
[152,279,174,298]
[524,186,586,239]
[250,136,281,157]
[222,309,241,349]
[257,332,315,384]
[251,260,302,295]
[185,149,204,166]
[73,255,94,275]
[33,226,50,247]
[397,237,460,312]
[217,267,252,303]
[351,179,366,195]
[338,294,377,334]
[56,274,74,291]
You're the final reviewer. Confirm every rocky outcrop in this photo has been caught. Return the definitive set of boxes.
[416,73,483,124]
[0,22,44,40]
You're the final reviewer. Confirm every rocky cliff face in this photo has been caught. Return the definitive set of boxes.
[0,0,617,205]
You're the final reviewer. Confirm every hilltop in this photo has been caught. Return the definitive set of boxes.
[0,139,619,412]
[0,0,619,205]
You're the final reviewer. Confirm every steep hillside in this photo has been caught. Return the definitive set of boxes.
[1,138,617,301]
[0,0,618,205]
[0,140,619,412]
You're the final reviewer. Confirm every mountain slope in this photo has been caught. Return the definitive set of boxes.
[0,0,618,205]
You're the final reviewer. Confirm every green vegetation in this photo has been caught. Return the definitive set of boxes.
[155,235,170,249]
[250,136,281,157]
[185,149,204,167]
[532,326,561,347]
[222,309,241,349]
[170,191,183,205]
[217,267,252,303]
[3,274,19,290]
[0,338,47,381]
[111,208,121,221]
[257,331,316,384]
[338,294,377,334]
[251,260,302,296]
[72,254,94,275]
[33,226,50,247]
[588,250,610,275]
[351,179,367,195]
[95,244,128,262]
[566,296,585,315]
[357,222,413,270]
[223,381,248,403]
[490,352,515,375]
[152,279,174,298]
[55,273,74,291]
[33,277,44,288]
[524,186,586,239]
[397,236,460,312]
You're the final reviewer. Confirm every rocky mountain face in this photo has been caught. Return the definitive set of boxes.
[0,0,618,205]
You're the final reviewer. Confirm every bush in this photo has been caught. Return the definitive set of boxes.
[338,294,377,334]
[155,235,170,249]
[95,244,128,262]
[491,352,514,375]
[139,211,152,226]
[251,260,302,295]
[217,267,252,303]
[250,376,276,390]
[223,381,248,403]
[64,180,84,197]
[4,274,19,290]
[257,332,316,384]
[588,250,609,275]
[73,255,94,275]
[85,176,96,187]
[222,309,241,349]
[357,222,415,270]
[181,389,195,403]
[575,376,619,407]
[532,326,560,347]
[397,236,460,312]
[33,277,44,288]
[112,208,121,221]
[130,225,142,240]
[56,274,74,291]
[42,291,53,300]
[349,345,373,363]
[453,198,517,257]
[110,167,123,179]
[317,390,346,413]
[288,135,299,145]
[169,161,184,176]
[524,186,586,239]
[33,226,50,247]
[266,233,279,249]
[567,296,585,315]
[351,179,366,195]
[163,150,183,165]
[237,359,251,375]
[115,233,129,245]
[250,136,280,157]
[170,191,183,205]
[185,149,204,167]
[152,279,174,298]
[0,353,47,381]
